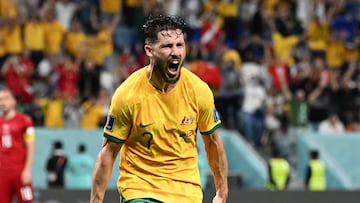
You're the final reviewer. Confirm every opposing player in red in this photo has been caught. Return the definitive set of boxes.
[0,88,36,203]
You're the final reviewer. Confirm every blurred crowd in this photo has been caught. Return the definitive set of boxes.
[0,0,360,153]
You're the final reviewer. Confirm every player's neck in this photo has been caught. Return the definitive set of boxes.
[2,109,16,119]
[146,66,176,93]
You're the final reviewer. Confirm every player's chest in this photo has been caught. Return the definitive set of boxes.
[130,94,198,146]
[135,93,197,127]
[0,122,24,149]
[0,121,23,137]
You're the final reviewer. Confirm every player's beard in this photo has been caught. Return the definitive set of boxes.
[153,57,182,84]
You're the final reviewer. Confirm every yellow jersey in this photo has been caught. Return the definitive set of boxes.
[44,21,65,54]
[326,41,345,69]
[24,21,45,51]
[39,98,64,128]
[222,48,242,70]
[81,101,105,129]
[97,28,113,57]
[0,0,17,18]
[100,0,122,13]
[5,25,22,54]
[272,32,299,66]
[86,35,105,65]
[65,31,86,58]
[0,27,6,56]
[103,67,221,203]
[307,21,329,51]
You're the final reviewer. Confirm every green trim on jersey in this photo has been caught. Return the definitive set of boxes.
[104,133,126,143]
[121,194,162,203]
[200,123,221,135]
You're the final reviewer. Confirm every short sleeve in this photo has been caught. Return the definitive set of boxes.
[197,83,221,135]
[103,89,132,143]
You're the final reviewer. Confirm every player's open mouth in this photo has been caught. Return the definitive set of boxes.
[167,60,180,76]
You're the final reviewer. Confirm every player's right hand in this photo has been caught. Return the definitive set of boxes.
[212,194,226,203]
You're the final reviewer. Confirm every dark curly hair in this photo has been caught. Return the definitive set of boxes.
[142,14,186,44]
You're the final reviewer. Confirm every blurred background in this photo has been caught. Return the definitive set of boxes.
[1,0,360,202]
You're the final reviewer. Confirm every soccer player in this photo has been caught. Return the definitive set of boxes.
[0,88,36,203]
[91,14,228,203]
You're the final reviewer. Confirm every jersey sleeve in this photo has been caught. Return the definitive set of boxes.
[197,83,221,135]
[103,88,132,143]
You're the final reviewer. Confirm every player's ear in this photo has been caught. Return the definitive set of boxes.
[144,44,153,57]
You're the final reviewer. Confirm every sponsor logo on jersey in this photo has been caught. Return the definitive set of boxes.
[214,108,220,122]
[105,114,115,132]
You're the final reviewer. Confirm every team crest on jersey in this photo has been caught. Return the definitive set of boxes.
[181,116,195,125]
[104,114,115,132]
[214,108,220,122]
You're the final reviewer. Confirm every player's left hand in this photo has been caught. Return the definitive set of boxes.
[21,169,32,184]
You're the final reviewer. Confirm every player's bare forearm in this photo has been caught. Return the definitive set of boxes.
[202,131,228,202]
[24,140,35,171]
[91,139,122,203]
[23,140,35,184]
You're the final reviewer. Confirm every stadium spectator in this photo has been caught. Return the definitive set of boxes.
[0,0,18,19]
[42,11,65,57]
[118,44,141,76]
[199,8,224,61]
[4,16,23,56]
[64,20,87,62]
[55,0,78,31]
[100,0,122,19]
[180,0,202,43]
[241,75,267,148]
[77,58,101,102]
[326,29,346,71]
[37,90,65,128]
[332,62,359,127]
[215,43,242,129]
[281,77,310,137]
[63,95,82,128]
[242,33,266,64]
[122,0,146,30]
[80,95,107,130]
[1,55,34,104]
[55,55,79,100]
[305,1,336,61]
[46,140,68,188]
[306,57,338,130]
[0,88,36,203]
[67,143,94,189]
[23,13,45,67]
[89,11,120,71]
[217,0,241,46]
[318,112,345,134]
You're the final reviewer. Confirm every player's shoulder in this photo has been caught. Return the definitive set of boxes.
[15,111,31,119]
[15,112,34,125]
[112,67,147,101]
[115,67,145,89]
